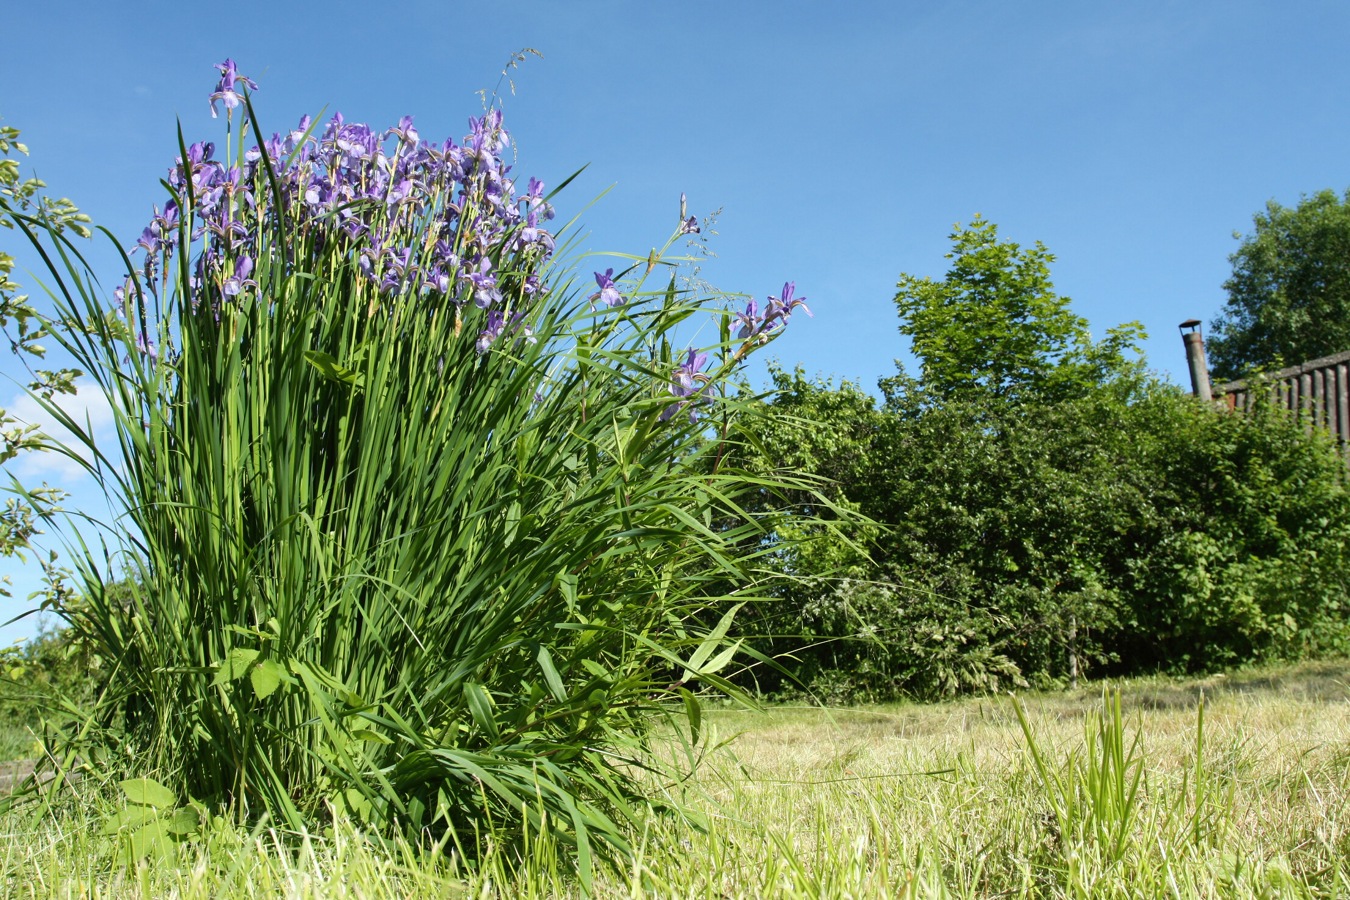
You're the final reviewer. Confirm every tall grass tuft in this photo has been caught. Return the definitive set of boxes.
[13,61,818,881]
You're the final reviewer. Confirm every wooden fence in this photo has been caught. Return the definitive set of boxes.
[1215,348,1350,447]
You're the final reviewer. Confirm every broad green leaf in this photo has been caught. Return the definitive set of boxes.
[120,777,176,810]
[164,807,200,837]
[212,647,260,686]
[700,639,742,677]
[303,349,364,387]
[100,804,158,834]
[126,819,175,863]
[250,658,288,700]
[345,789,373,819]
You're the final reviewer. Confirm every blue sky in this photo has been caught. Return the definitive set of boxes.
[4,0,1350,641]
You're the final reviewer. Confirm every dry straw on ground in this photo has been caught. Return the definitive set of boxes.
[3,660,1348,898]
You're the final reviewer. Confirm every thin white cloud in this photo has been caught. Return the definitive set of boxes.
[4,381,117,486]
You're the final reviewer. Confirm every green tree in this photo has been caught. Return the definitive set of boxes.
[893,216,1144,406]
[723,367,882,698]
[736,216,1350,703]
[0,117,89,600]
[1209,188,1350,382]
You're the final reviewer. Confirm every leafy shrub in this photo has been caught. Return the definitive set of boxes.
[733,217,1350,703]
[0,613,99,760]
[737,371,1350,701]
[1113,383,1350,669]
[14,61,814,880]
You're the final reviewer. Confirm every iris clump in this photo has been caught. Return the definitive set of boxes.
[24,61,815,883]
[130,96,551,358]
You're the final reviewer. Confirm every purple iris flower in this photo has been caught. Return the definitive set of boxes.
[425,266,453,294]
[660,349,711,423]
[286,115,313,151]
[731,282,811,348]
[466,257,501,308]
[384,115,420,146]
[514,209,555,253]
[209,59,259,118]
[158,200,180,234]
[767,281,811,321]
[476,308,506,354]
[169,141,215,191]
[386,178,413,207]
[677,195,699,234]
[734,300,761,340]
[334,122,377,162]
[467,110,510,156]
[522,176,555,221]
[202,218,251,247]
[591,269,625,308]
[146,72,577,323]
[379,247,416,294]
[222,255,257,297]
[136,331,158,360]
[341,216,369,242]
[674,350,707,391]
[188,141,215,166]
[136,224,161,256]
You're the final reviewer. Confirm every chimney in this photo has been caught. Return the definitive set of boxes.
[1179,319,1212,402]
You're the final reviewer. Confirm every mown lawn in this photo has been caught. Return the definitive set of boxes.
[2,659,1347,898]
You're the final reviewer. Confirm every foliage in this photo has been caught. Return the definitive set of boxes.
[0,116,90,603]
[1209,188,1350,382]
[720,366,881,699]
[736,219,1350,702]
[893,216,1144,407]
[1110,382,1350,670]
[12,61,816,881]
[0,605,100,760]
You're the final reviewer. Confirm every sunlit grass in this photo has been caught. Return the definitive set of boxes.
[3,659,1347,897]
